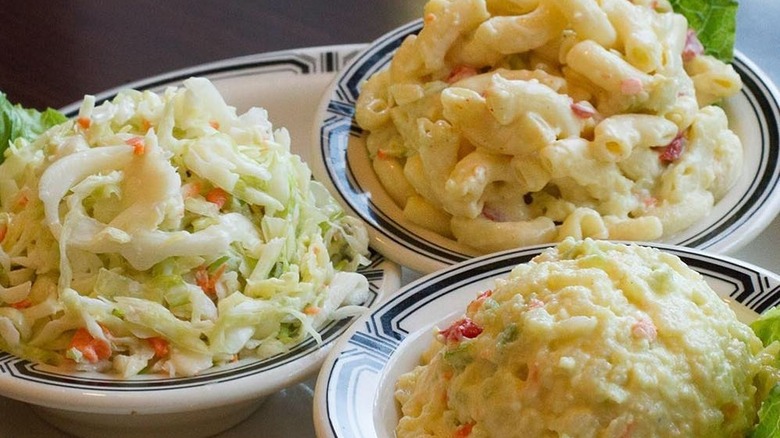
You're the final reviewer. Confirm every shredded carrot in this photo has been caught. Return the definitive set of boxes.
[195,263,227,296]
[205,187,230,210]
[125,137,146,155]
[68,327,112,363]
[0,224,7,243]
[141,118,152,132]
[303,305,321,315]
[147,336,170,358]
[77,116,92,130]
[209,120,220,130]
[182,182,202,199]
[10,299,31,309]
[195,267,211,295]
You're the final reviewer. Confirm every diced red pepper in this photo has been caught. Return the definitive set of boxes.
[454,422,475,438]
[481,205,502,222]
[10,299,31,309]
[620,78,644,95]
[15,193,28,208]
[467,289,493,313]
[440,317,483,343]
[682,29,704,62]
[571,101,597,119]
[656,132,686,163]
[447,65,479,84]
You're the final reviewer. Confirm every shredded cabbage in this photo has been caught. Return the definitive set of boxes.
[0,77,370,377]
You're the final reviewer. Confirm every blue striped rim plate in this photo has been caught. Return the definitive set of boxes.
[311,19,780,275]
[313,242,780,438]
[0,46,402,421]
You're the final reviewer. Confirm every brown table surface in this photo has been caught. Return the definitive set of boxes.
[1,1,778,112]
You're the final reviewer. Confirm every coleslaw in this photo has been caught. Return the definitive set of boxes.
[0,77,370,377]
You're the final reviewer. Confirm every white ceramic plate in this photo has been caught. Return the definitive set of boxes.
[0,45,402,438]
[312,19,780,274]
[313,243,780,438]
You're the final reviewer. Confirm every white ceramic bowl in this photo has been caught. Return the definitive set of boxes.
[0,47,401,438]
[0,250,399,438]
[314,243,780,438]
[311,19,780,274]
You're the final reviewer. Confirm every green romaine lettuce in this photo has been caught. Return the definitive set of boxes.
[669,0,739,62]
[752,384,780,438]
[0,92,67,163]
[751,308,780,436]
[751,306,780,349]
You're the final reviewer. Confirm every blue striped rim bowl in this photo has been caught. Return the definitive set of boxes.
[310,18,780,275]
[313,241,780,438]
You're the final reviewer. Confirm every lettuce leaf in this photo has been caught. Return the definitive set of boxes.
[752,384,780,438]
[751,306,780,349]
[669,0,739,62]
[0,92,67,163]
[751,308,780,436]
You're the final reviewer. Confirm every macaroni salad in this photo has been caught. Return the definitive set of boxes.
[355,0,743,253]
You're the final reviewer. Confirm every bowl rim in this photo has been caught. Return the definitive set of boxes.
[0,250,400,416]
[0,251,400,416]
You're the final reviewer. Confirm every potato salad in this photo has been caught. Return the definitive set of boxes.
[395,239,779,437]
[0,78,370,377]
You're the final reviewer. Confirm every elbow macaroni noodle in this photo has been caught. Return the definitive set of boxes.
[355,0,743,252]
